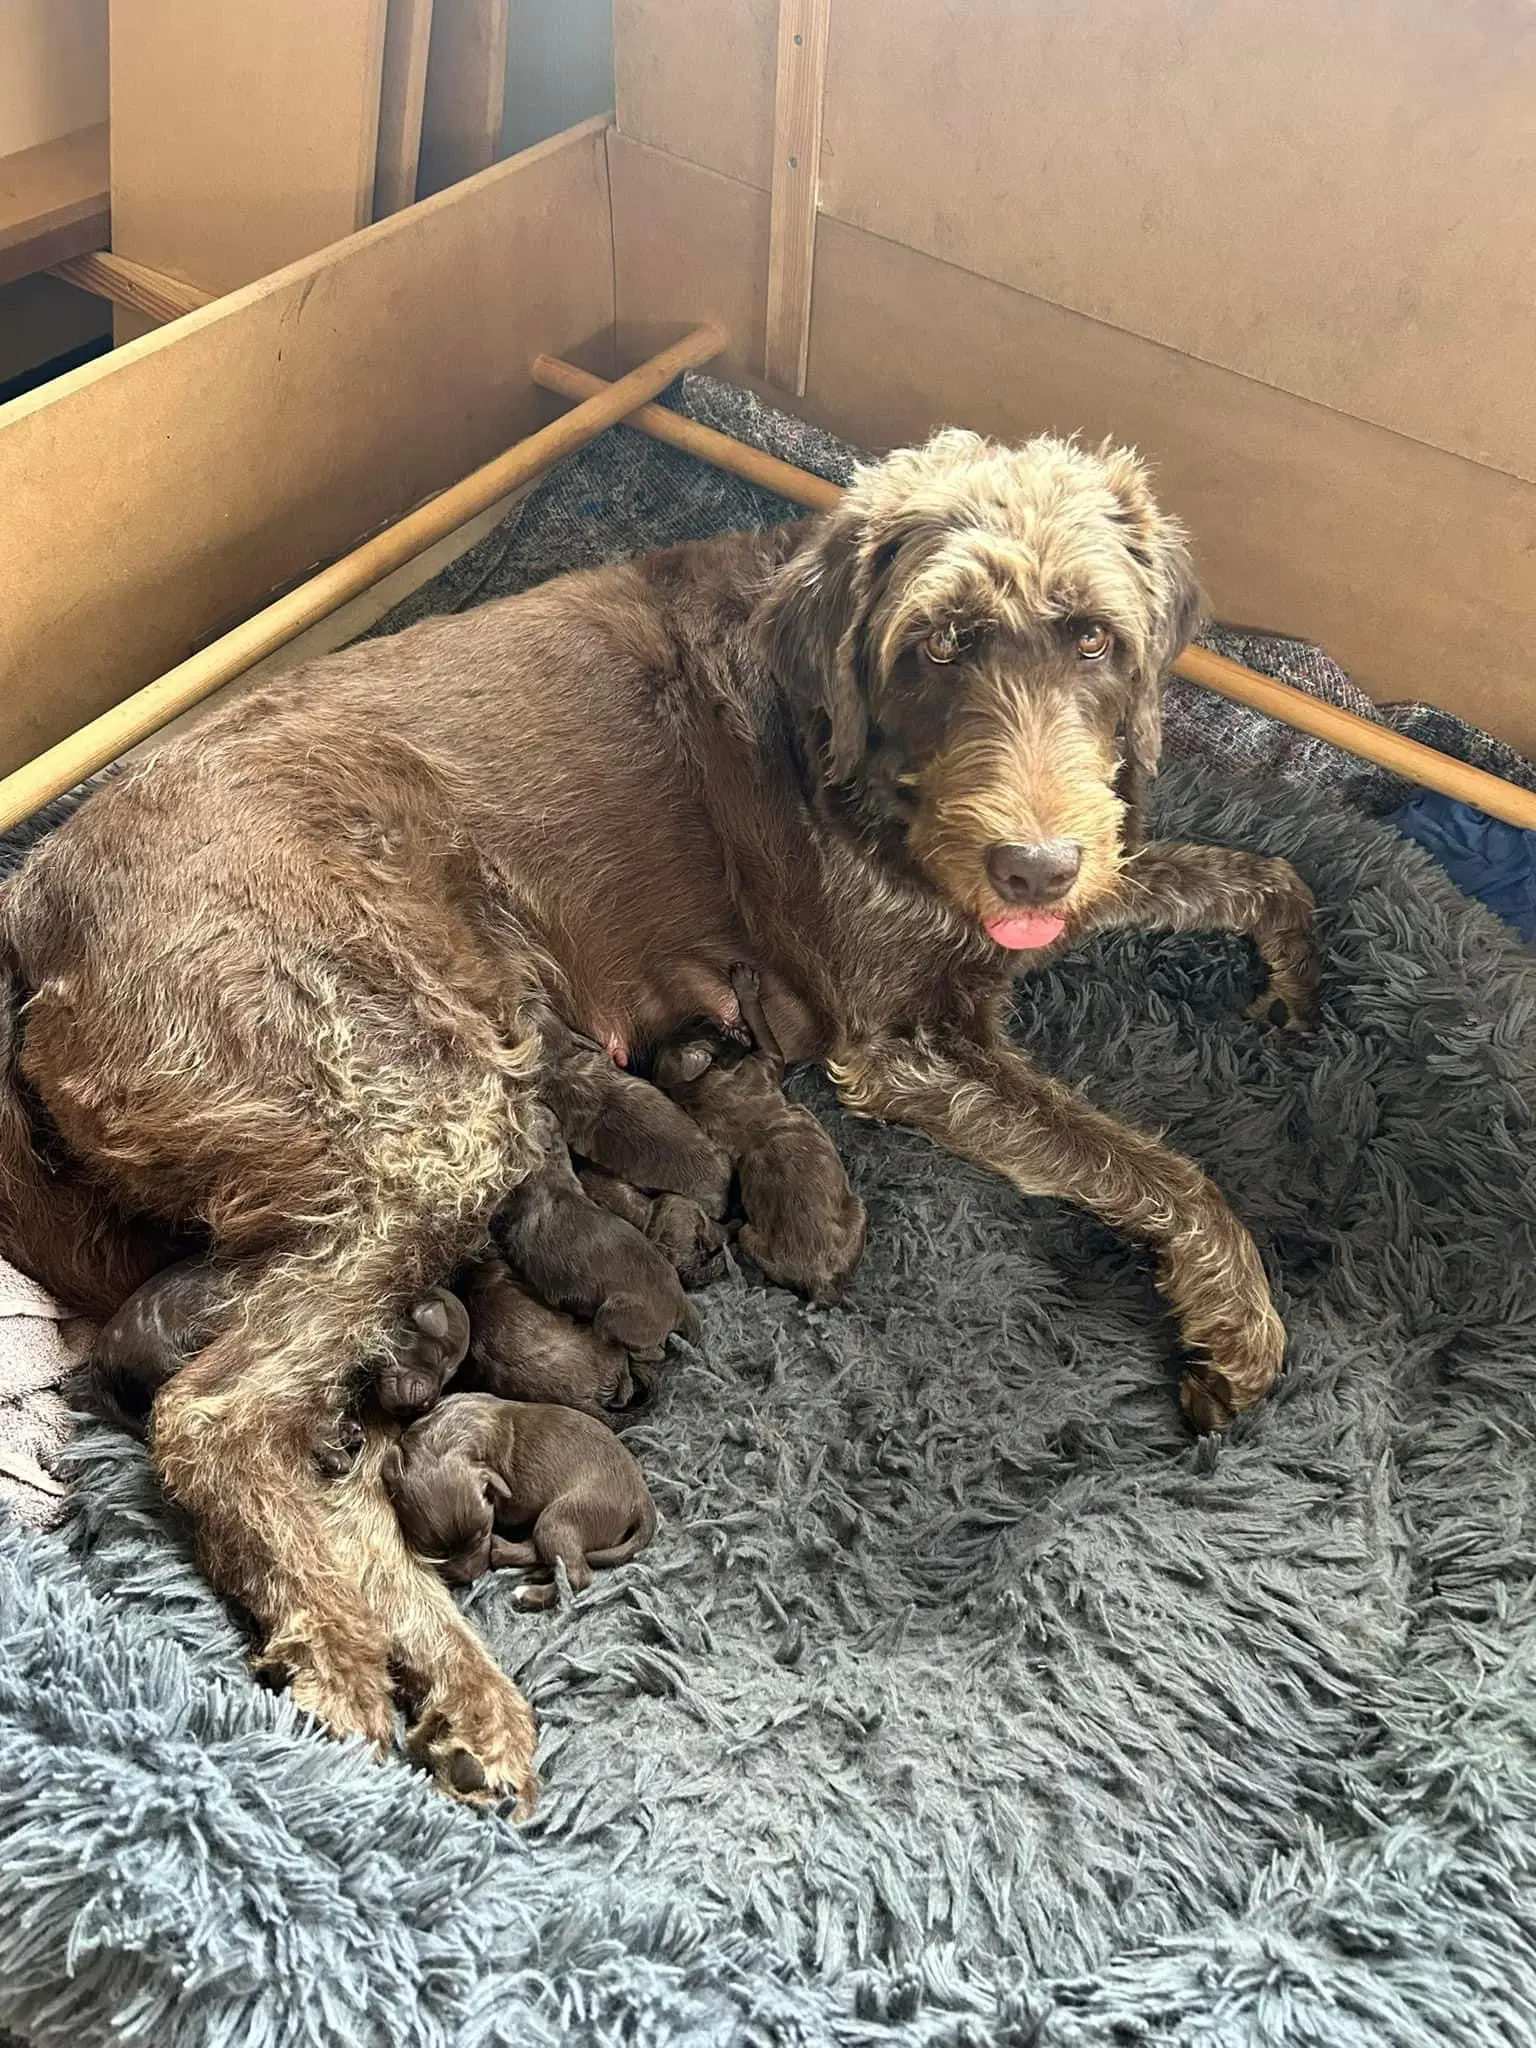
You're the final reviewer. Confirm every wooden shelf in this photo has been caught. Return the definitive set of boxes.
[0,124,110,290]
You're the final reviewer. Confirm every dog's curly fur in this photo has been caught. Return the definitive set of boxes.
[0,428,1316,1808]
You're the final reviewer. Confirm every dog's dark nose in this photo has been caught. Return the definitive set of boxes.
[985,840,1082,905]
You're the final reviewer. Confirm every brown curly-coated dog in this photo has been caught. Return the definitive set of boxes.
[0,428,1317,1812]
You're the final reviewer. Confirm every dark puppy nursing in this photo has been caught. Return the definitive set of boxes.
[577,1167,729,1290]
[80,1263,472,1468]
[489,1102,700,1359]
[458,1255,638,1416]
[653,967,868,1305]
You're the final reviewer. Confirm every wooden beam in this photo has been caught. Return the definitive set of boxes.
[763,0,829,394]
[533,350,841,508]
[0,323,725,831]
[0,124,109,290]
[49,251,214,326]
[418,0,510,198]
[529,353,1536,834]
[376,0,436,217]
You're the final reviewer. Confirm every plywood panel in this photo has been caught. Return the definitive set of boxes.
[613,0,775,190]
[0,0,107,157]
[109,1,388,294]
[417,0,509,197]
[0,119,614,774]
[375,0,435,218]
[0,123,107,288]
[608,132,768,384]
[609,139,1536,755]
[821,0,1536,484]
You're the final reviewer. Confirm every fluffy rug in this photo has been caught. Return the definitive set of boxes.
[2,753,1533,2046]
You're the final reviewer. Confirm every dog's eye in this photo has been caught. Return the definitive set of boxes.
[923,622,972,664]
[1075,621,1114,661]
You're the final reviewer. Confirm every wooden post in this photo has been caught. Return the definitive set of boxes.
[375,0,437,217]
[763,0,831,395]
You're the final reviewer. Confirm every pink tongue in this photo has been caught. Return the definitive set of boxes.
[984,911,1067,951]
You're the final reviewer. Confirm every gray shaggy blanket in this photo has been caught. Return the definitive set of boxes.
[2,759,1533,2047]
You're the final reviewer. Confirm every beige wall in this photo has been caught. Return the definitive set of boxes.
[610,0,1536,749]
[0,0,108,156]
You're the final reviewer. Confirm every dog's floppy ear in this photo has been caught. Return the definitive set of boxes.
[1102,448,1203,848]
[753,509,873,784]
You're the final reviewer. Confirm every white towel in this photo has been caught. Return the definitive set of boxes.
[0,1255,95,1528]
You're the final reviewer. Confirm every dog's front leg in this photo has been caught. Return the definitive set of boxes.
[1080,842,1318,1029]
[832,1028,1284,1430]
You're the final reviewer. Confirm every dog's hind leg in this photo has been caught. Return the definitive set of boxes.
[1083,842,1319,1029]
[834,1027,1285,1432]
[149,1027,546,1795]
[152,1236,541,1806]
[334,1436,540,1810]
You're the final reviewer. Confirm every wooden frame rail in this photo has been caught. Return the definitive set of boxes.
[0,324,725,832]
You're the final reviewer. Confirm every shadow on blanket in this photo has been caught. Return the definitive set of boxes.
[1,750,1533,2047]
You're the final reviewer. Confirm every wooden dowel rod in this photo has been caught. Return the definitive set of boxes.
[1174,644,1536,829]
[50,250,214,325]
[531,351,843,510]
[532,352,1536,833]
[0,323,726,834]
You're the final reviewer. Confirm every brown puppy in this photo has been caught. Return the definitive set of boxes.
[539,1009,731,1218]
[384,1390,656,1599]
[77,1259,471,1471]
[458,1255,636,1417]
[653,967,868,1305]
[491,1104,700,1360]
[577,1167,729,1291]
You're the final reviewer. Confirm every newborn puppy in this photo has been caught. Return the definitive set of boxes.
[491,1104,700,1359]
[384,1390,656,1599]
[73,1255,231,1437]
[652,966,867,1305]
[538,1008,731,1218]
[458,1255,636,1417]
[578,1167,728,1291]
[76,1259,471,1471]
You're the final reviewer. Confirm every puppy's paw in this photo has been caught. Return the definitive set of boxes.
[375,1286,471,1418]
[312,1412,367,1478]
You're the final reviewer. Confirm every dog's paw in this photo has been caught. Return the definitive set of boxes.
[1245,881,1320,1033]
[406,1694,539,1818]
[276,1653,396,1754]
[1178,1365,1239,1434]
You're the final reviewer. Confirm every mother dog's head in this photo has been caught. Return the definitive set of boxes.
[754,429,1199,949]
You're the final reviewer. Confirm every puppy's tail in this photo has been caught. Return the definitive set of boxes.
[0,925,168,1318]
[587,1488,659,1569]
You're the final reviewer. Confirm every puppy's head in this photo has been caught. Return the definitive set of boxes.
[383,1438,505,1585]
[754,429,1200,950]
